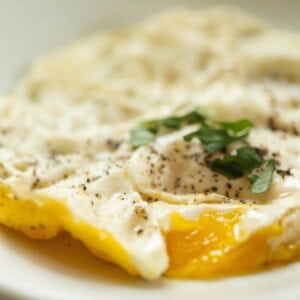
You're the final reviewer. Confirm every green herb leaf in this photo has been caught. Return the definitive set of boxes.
[211,146,263,179]
[211,156,245,179]
[234,146,263,174]
[130,108,275,194]
[160,117,183,129]
[132,108,207,148]
[184,127,236,153]
[211,147,275,194]
[220,119,253,138]
[142,108,206,131]
[129,127,156,148]
[184,119,253,154]
[247,174,258,184]
[139,120,160,132]
[181,108,207,124]
[250,159,275,194]
[183,130,200,142]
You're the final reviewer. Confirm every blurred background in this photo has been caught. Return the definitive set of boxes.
[0,0,299,93]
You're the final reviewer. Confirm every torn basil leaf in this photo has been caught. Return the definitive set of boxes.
[220,119,253,138]
[233,146,263,174]
[130,108,275,194]
[130,127,156,148]
[142,108,207,131]
[160,116,183,129]
[211,156,245,179]
[211,147,275,194]
[211,146,263,179]
[250,159,276,194]
[181,108,207,124]
[130,108,207,147]
[184,119,253,154]
[184,126,237,153]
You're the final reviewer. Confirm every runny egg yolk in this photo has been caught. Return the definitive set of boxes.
[0,186,137,277]
[0,185,299,280]
[164,211,300,279]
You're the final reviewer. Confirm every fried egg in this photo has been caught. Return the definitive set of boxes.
[0,7,299,280]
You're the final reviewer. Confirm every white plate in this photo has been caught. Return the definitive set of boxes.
[0,1,299,299]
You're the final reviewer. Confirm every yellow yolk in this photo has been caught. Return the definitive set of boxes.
[165,211,300,279]
[0,186,137,276]
[0,185,299,280]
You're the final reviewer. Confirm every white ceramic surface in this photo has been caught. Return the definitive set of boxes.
[0,1,299,299]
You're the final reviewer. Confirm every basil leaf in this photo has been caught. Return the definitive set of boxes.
[130,127,156,148]
[139,120,160,132]
[183,129,201,142]
[184,119,253,154]
[211,146,263,179]
[211,147,274,194]
[140,117,182,131]
[251,159,275,194]
[234,146,263,174]
[132,108,207,148]
[220,119,253,138]
[130,108,275,194]
[184,127,235,153]
[211,156,245,179]
[160,116,183,129]
[140,108,206,131]
[247,174,258,184]
[181,108,207,124]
